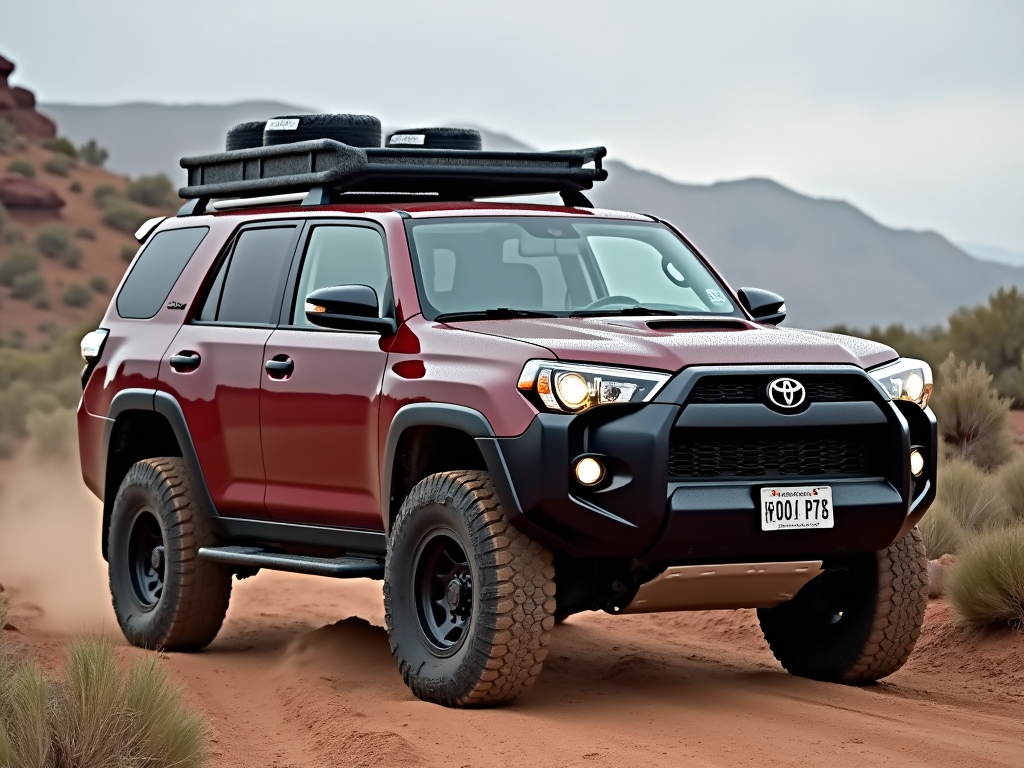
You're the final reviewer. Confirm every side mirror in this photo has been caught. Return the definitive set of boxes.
[738,287,786,325]
[305,285,397,335]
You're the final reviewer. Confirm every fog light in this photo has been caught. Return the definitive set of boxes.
[910,449,925,477]
[575,457,605,486]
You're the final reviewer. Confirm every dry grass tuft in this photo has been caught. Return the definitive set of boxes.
[920,502,967,559]
[997,452,1024,522]
[947,524,1024,631]
[934,457,1010,533]
[0,622,209,768]
[932,354,1015,471]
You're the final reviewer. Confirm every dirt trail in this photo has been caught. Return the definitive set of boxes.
[3,463,1024,767]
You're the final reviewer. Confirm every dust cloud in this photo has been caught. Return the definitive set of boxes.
[0,440,116,633]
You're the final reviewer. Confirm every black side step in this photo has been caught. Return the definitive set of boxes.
[197,546,384,579]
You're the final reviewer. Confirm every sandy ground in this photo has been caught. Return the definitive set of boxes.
[2,457,1024,768]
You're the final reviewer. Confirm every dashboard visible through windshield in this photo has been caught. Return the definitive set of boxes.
[405,217,742,321]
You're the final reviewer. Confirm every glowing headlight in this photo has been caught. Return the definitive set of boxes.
[869,358,933,409]
[518,360,670,413]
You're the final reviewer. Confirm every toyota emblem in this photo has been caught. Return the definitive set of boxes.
[767,377,806,408]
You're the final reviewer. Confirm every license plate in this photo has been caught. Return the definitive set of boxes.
[760,486,834,531]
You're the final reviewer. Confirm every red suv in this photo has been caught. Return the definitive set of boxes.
[77,117,936,707]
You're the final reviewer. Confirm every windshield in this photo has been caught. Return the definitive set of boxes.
[406,217,741,320]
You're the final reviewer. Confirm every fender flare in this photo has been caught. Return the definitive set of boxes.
[380,403,523,535]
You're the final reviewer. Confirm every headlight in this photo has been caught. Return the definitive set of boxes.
[869,358,933,409]
[518,360,670,413]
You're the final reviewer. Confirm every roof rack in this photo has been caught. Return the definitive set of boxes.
[177,140,607,215]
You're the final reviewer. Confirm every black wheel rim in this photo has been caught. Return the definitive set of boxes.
[127,508,165,609]
[414,529,473,654]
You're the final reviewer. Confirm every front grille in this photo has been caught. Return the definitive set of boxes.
[668,428,872,479]
[686,375,875,405]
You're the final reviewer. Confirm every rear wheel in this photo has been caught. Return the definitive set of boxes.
[758,528,928,683]
[385,471,556,707]
[108,458,231,651]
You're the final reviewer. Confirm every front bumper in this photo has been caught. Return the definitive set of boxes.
[481,365,937,561]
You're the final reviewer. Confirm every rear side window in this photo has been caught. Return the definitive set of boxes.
[116,227,208,319]
[197,225,298,325]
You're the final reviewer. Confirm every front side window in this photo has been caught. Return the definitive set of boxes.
[406,217,740,319]
[117,227,208,319]
[197,225,298,325]
[290,225,390,326]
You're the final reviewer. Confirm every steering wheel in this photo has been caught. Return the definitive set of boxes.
[581,295,640,310]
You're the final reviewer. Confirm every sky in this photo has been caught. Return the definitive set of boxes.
[4,0,1023,251]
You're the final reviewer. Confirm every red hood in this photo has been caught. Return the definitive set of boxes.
[449,317,897,371]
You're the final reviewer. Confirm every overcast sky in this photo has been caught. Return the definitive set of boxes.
[4,0,1023,250]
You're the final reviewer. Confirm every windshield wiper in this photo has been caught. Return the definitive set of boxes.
[570,306,680,318]
[434,308,560,322]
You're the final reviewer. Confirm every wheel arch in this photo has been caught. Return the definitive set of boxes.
[101,389,218,559]
[382,404,521,535]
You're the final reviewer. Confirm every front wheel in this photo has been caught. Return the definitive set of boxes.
[758,527,928,683]
[384,471,556,707]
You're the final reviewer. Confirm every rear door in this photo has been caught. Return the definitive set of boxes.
[260,221,391,529]
[159,221,301,518]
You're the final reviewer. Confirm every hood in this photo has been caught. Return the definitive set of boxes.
[449,317,898,371]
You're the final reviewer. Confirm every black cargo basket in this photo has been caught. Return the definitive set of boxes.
[178,140,607,202]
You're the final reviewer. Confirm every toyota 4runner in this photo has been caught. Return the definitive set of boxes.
[77,116,936,707]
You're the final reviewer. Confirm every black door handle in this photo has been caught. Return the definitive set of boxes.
[265,356,294,379]
[169,351,201,371]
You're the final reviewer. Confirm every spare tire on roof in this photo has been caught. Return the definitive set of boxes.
[387,127,482,151]
[263,114,381,148]
[225,121,267,151]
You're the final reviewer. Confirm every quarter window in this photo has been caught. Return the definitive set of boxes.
[116,227,208,319]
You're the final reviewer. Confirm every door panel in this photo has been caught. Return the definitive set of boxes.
[159,325,272,518]
[261,329,388,528]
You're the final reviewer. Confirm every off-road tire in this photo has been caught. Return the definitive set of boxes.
[226,120,267,151]
[263,113,382,148]
[108,457,231,651]
[758,527,928,683]
[384,471,556,707]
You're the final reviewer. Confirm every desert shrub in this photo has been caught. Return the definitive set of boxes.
[0,245,40,286]
[36,223,72,258]
[102,201,148,234]
[27,408,76,460]
[127,174,175,208]
[947,524,1024,630]
[3,227,24,244]
[11,272,46,301]
[63,283,92,308]
[43,137,78,159]
[78,139,109,167]
[0,201,8,235]
[949,287,1024,402]
[89,274,109,293]
[69,180,83,193]
[919,503,966,559]
[75,226,96,240]
[0,432,16,459]
[936,457,1010,532]
[121,244,137,263]
[0,635,209,768]
[999,452,1024,522]
[43,154,75,177]
[92,184,120,208]
[0,380,33,436]
[932,354,1014,470]
[0,118,22,154]
[6,159,34,178]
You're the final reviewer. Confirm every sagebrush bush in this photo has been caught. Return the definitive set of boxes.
[919,502,966,559]
[43,154,75,177]
[121,244,138,263]
[102,202,149,234]
[127,174,175,208]
[92,184,120,208]
[78,139,108,167]
[89,274,109,293]
[43,137,78,159]
[0,245,40,286]
[69,180,83,193]
[75,226,96,240]
[0,119,22,154]
[932,354,1014,470]
[6,159,34,178]
[947,524,1024,630]
[11,272,46,302]
[63,283,92,308]
[36,223,72,258]
[935,457,1010,533]
[0,632,209,768]
[999,452,1024,522]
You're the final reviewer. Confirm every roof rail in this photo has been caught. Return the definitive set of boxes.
[177,140,607,211]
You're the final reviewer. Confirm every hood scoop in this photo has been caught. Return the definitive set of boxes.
[646,318,751,332]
